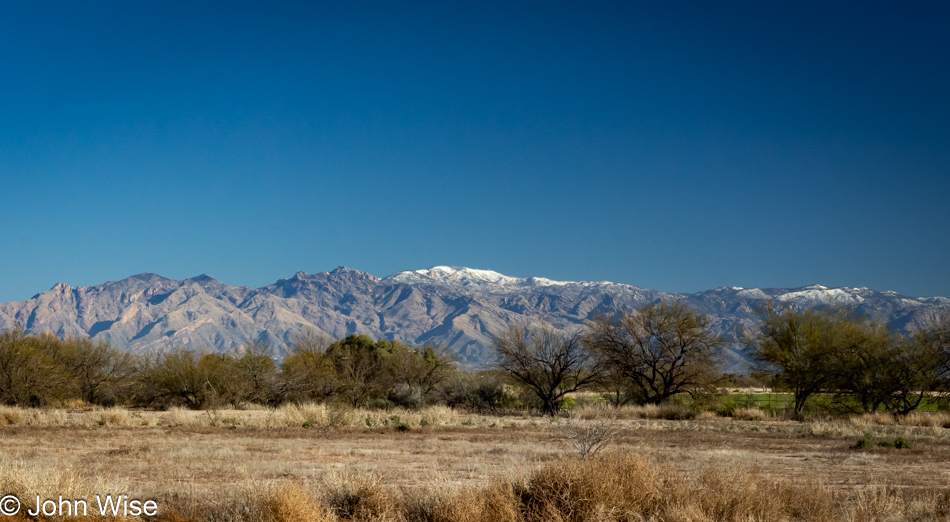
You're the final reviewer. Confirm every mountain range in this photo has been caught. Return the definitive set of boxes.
[2,266,948,372]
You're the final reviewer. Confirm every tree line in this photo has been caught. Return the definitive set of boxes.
[1,301,947,416]
[0,329,456,409]
[491,301,950,416]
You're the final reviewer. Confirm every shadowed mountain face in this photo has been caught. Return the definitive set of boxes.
[2,266,948,371]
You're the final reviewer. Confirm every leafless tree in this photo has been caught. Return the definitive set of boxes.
[492,323,601,415]
[585,301,723,405]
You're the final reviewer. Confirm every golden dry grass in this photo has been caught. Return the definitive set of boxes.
[0,405,948,520]
[262,482,335,522]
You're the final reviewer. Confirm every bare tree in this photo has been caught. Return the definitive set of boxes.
[585,301,723,405]
[492,323,601,415]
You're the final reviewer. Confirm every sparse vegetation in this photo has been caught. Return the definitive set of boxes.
[1,309,949,520]
[1,419,948,521]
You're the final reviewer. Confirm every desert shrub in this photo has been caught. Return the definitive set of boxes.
[263,482,334,522]
[521,452,660,521]
[852,436,915,450]
[97,406,131,426]
[653,403,697,420]
[730,407,769,421]
[0,405,23,425]
[710,394,739,416]
[892,410,950,428]
[389,415,412,431]
[389,383,426,409]
[553,408,620,460]
[558,395,576,411]
[441,372,521,412]
[424,482,522,522]
[515,452,838,522]
[691,464,789,520]
[369,397,395,410]
[891,437,914,449]
[323,473,402,521]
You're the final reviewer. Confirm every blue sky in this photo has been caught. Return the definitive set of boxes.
[1,1,948,301]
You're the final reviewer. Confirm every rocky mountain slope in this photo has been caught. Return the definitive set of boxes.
[2,266,947,371]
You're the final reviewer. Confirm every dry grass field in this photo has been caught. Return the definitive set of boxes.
[1,405,949,521]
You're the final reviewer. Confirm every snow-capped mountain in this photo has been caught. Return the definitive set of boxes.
[385,266,575,291]
[1,267,947,371]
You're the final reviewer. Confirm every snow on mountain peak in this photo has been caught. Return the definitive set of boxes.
[776,286,864,305]
[385,266,573,291]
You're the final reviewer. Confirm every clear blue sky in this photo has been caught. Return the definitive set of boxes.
[1,1,948,301]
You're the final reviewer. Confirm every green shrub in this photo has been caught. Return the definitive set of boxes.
[852,436,914,450]
[893,437,914,449]
[559,396,576,411]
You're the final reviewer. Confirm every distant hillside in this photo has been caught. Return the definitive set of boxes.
[2,266,947,372]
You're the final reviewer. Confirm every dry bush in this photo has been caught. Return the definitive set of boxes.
[851,411,897,426]
[615,404,659,419]
[691,465,782,520]
[62,398,90,409]
[521,453,660,521]
[900,489,950,520]
[418,405,462,427]
[270,402,329,427]
[426,482,522,522]
[730,407,768,421]
[844,487,906,521]
[514,454,841,522]
[651,403,697,420]
[690,465,836,521]
[553,408,620,460]
[0,405,22,425]
[898,411,950,428]
[263,482,334,522]
[163,406,198,427]
[97,406,131,426]
[601,403,697,421]
[322,472,402,521]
